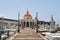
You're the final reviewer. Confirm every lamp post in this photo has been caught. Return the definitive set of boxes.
[35,12,39,33]
[17,13,20,33]
[0,17,4,40]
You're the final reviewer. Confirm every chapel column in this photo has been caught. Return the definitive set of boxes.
[25,22,26,27]
[29,22,30,27]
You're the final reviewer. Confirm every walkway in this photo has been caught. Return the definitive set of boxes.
[9,27,47,40]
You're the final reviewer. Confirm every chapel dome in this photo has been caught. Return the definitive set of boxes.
[23,10,32,19]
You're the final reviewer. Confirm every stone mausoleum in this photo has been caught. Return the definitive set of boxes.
[20,10,36,28]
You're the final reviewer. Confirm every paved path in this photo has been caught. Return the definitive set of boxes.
[10,27,47,40]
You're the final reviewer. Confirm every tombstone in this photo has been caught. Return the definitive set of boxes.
[7,30,10,38]
[49,15,55,33]
[41,23,45,30]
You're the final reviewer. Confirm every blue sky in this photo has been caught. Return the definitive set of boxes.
[0,0,60,24]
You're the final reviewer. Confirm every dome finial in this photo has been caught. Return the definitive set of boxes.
[27,8,29,14]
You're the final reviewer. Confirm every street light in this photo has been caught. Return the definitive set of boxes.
[17,13,20,33]
[35,12,39,33]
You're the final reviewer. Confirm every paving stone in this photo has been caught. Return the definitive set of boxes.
[11,27,45,40]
